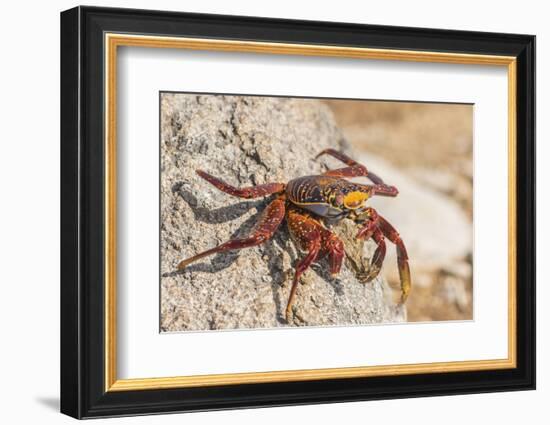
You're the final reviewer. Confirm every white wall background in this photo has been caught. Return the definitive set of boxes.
[0,0,544,423]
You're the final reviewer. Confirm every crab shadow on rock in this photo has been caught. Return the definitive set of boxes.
[167,183,348,323]
[164,186,285,279]
[262,233,290,324]
[173,183,266,224]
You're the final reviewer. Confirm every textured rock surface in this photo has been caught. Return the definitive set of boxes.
[160,94,405,332]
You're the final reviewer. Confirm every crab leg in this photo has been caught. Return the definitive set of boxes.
[377,216,411,303]
[286,208,344,322]
[355,208,410,301]
[315,149,398,196]
[177,197,286,270]
[196,169,285,199]
[377,213,411,303]
[315,148,384,183]
[324,165,385,184]
[286,208,321,321]
[323,231,345,278]
[286,239,321,323]
[356,183,398,198]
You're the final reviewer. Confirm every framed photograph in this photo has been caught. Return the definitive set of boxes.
[60,6,535,419]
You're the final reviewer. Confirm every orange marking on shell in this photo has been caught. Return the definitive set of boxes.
[343,191,369,209]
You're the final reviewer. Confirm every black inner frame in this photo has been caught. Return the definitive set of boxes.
[60,6,535,419]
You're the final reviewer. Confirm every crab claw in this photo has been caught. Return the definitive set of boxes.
[356,208,378,240]
[364,230,386,282]
[373,184,399,197]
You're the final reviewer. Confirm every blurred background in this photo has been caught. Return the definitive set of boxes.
[324,100,473,322]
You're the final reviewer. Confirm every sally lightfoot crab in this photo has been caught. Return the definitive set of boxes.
[177,149,411,322]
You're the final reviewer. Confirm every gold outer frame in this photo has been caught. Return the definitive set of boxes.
[104,33,517,392]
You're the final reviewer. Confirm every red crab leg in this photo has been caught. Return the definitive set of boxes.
[324,166,385,183]
[196,169,285,199]
[323,232,345,277]
[377,213,411,303]
[357,183,398,198]
[356,208,409,299]
[177,197,286,270]
[286,238,321,323]
[286,208,322,321]
[315,148,385,184]
[286,208,344,322]
[315,149,398,196]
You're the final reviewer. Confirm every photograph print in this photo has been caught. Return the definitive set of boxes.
[160,93,473,332]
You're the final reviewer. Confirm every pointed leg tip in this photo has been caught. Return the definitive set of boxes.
[285,306,294,324]
[329,262,342,278]
[196,169,213,180]
[176,260,189,270]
